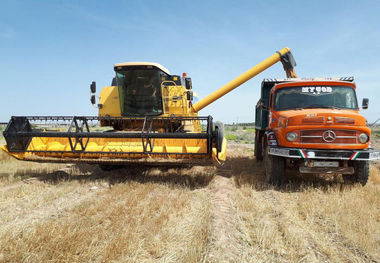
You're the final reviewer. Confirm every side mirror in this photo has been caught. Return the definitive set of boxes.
[185,78,192,90]
[257,99,266,109]
[362,98,369,109]
[111,77,117,86]
[90,81,96,93]
[90,95,96,105]
[187,90,193,101]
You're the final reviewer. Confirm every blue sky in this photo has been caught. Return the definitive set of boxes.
[1,0,379,123]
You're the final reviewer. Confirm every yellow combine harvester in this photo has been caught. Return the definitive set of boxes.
[2,47,296,165]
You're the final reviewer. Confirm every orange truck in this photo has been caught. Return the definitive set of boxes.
[254,77,380,185]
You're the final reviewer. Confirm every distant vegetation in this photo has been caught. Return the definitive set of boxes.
[373,128,380,140]
[225,122,254,128]
[0,125,5,141]
[225,123,255,144]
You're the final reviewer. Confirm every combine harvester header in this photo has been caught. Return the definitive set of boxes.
[2,47,296,166]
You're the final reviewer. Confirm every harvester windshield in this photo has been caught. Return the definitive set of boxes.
[116,67,164,116]
[274,85,358,111]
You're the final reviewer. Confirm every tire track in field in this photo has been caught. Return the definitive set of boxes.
[242,188,378,263]
[311,212,379,262]
[204,168,245,262]
[260,190,329,262]
[236,187,329,262]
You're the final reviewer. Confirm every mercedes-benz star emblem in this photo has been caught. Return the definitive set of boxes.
[322,130,336,142]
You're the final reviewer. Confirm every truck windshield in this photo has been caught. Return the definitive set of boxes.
[273,85,358,111]
[116,68,163,116]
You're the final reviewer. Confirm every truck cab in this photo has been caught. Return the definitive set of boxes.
[255,77,380,185]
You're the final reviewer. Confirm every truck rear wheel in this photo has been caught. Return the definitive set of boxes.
[264,145,285,186]
[343,161,369,186]
[254,130,263,161]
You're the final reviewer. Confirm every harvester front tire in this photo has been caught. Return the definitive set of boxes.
[214,121,224,153]
[264,145,285,186]
[343,161,369,186]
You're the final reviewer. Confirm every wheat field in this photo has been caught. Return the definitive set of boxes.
[0,137,379,262]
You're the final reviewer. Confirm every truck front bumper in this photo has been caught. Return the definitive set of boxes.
[269,147,380,161]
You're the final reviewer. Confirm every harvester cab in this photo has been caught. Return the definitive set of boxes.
[96,62,196,132]
[2,47,296,166]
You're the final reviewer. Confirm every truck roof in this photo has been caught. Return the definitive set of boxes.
[262,77,354,83]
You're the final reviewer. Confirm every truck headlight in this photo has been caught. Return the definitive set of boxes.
[358,133,369,143]
[286,132,298,142]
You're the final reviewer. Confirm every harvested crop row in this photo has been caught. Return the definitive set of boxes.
[0,166,213,263]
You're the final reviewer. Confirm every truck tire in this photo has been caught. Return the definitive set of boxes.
[254,130,263,161]
[343,161,369,186]
[264,145,285,186]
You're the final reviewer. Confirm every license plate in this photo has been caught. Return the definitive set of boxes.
[314,161,339,167]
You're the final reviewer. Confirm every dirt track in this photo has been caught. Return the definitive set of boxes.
[0,142,379,262]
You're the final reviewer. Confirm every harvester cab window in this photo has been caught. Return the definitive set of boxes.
[116,67,164,116]
[274,86,358,111]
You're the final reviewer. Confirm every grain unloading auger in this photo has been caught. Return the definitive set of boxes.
[2,47,296,165]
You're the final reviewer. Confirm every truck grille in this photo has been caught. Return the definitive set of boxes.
[299,129,357,144]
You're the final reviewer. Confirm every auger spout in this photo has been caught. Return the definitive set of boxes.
[191,47,297,113]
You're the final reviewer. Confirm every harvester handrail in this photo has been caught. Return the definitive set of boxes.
[161,80,178,87]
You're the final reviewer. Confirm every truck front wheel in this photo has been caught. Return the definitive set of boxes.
[264,145,285,186]
[343,161,369,186]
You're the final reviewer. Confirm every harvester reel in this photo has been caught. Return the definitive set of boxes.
[3,117,32,152]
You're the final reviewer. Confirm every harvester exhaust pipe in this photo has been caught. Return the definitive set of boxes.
[191,47,297,113]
